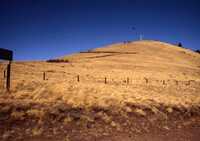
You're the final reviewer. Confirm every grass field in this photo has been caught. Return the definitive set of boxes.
[0,40,200,141]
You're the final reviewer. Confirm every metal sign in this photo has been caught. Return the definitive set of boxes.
[0,48,13,92]
[0,48,13,61]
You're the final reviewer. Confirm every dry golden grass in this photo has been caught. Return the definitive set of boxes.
[0,40,200,112]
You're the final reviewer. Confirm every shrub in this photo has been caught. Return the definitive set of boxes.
[46,59,69,63]
[177,42,183,47]
[195,50,200,54]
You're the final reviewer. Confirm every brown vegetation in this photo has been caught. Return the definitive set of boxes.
[0,40,200,141]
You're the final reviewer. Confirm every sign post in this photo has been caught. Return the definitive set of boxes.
[0,48,13,92]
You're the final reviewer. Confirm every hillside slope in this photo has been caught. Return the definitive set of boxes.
[61,40,200,80]
[0,40,200,110]
[0,40,200,141]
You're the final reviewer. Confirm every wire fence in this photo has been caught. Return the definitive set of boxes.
[1,69,200,91]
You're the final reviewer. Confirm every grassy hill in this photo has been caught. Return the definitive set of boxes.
[0,40,200,141]
[61,40,200,80]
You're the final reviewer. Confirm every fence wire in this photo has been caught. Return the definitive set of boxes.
[1,68,200,92]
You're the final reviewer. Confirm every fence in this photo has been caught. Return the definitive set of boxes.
[0,68,6,90]
[1,68,199,92]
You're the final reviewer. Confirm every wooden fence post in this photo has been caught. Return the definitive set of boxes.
[175,80,178,85]
[3,70,6,79]
[127,77,129,84]
[105,77,107,84]
[144,77,148,84]
[163,80,165,85]
[6,61,11,91]
[43,72,46,80]
[186,80,190,86]
[77,75,80,82]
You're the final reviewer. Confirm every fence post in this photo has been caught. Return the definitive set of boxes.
[186,80,190,86]
[6,61,11,91]
[77,75,80,82]
[163,80,165,85]
[43,72,46,80]
[3,70,6,79]
[105,77,107,84]
[175,80,178,85]
[127,77,129,84]
[144,77,148,84]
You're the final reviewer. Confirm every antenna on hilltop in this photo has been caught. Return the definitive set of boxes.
[131,26,143,41]
[139,34,143,40]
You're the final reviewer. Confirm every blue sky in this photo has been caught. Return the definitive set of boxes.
[0,0,200,60]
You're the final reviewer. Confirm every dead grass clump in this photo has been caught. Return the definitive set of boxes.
[134,108,146,116]
[11,111,25,120]
[80,115,95,123]
[63,116,73,125]
[110,121,117,127]
[99,112,112,123]
[150,106,159,114]
[75,114,95,128]
[166,107,173,113]
[31,127,43,136]
[124,106,132,113]
[26,109,45,119]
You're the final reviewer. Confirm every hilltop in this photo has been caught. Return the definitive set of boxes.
[0,40,200,141]
[61,40,200,80]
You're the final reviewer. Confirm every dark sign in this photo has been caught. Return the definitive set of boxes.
[0,48,13,61]
[0,48,13,92]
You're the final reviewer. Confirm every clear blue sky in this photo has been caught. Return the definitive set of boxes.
[0,0,199,60]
